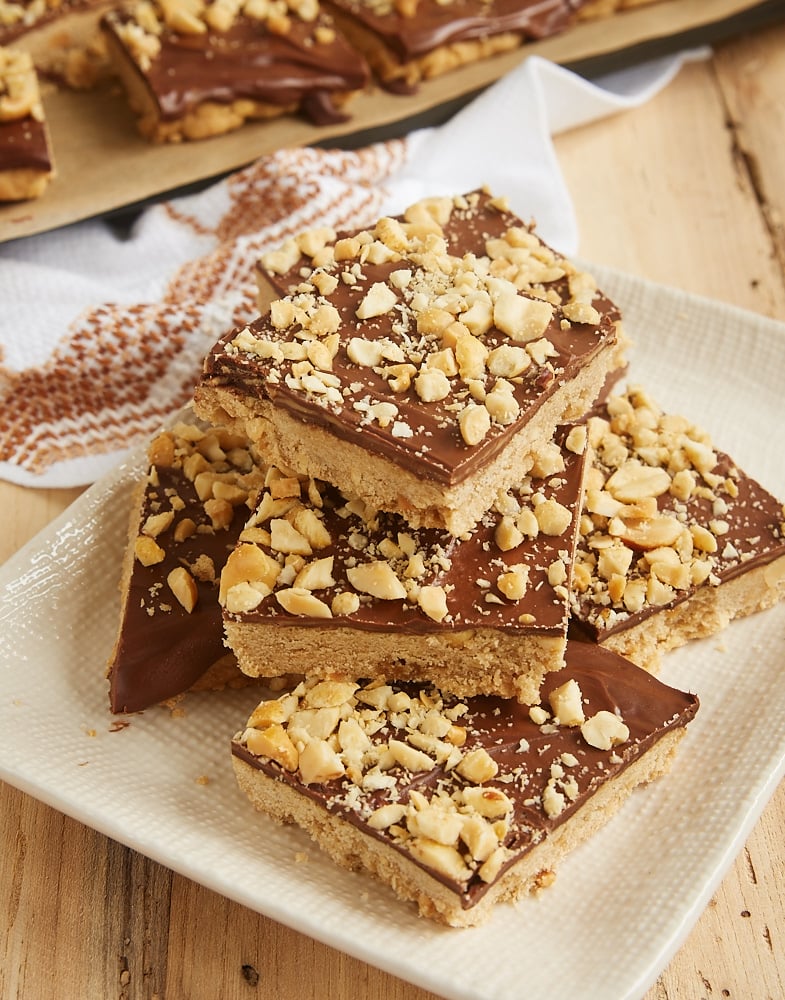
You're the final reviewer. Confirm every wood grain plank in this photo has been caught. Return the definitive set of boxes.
[109,843,173,1000]
[714,27,785,279]
[556,54,785,316]
[1,793,64,998]
[0,785,174,1000]
[164,876,442,1000]
[652,781,785,1000]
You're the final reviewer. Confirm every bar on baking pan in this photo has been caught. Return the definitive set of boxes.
[320,0,584,93]
[0,45,54,201]
[100,0,370,142]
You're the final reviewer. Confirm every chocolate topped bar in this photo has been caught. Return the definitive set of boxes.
[0,0,94,45]
[196,190,624,535]
[101,0,370,141]
[231,641,699,926]
[107,419,270,713]
[219,424,588,702]
[0,45,54,200]
[570,384,785,670]
[323,0,582,92]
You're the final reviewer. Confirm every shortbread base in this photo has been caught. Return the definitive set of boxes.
[225,620,566,704]
[597,554,785,672]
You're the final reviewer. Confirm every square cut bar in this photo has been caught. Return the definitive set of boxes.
[218,425,588,704]
[0,46,54,201]
[322,0,582,93]
[107,417,274,713]
[231,642,699,927]
[100,0,370,142]
[0,0,106,45]
[569,384,785,671]
[195,190,624,536]
[0,0,114,89]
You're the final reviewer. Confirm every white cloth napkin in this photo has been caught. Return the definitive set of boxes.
[0,48,707,489]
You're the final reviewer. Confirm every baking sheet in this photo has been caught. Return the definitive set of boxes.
[1,265,785,999]
[1,0,779,243]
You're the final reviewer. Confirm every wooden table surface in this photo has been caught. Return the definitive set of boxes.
[2,20,785,1000]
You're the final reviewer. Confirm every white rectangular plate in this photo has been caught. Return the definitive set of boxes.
[2,266,785,1000]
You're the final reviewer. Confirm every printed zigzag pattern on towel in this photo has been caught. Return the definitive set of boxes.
[0,139,409,476]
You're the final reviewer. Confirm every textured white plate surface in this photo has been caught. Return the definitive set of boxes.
[2,267,785,1000]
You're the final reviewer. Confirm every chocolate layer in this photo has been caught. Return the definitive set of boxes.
[258,189,622,321]
[232,641,699,909]
[218,307,600,488]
